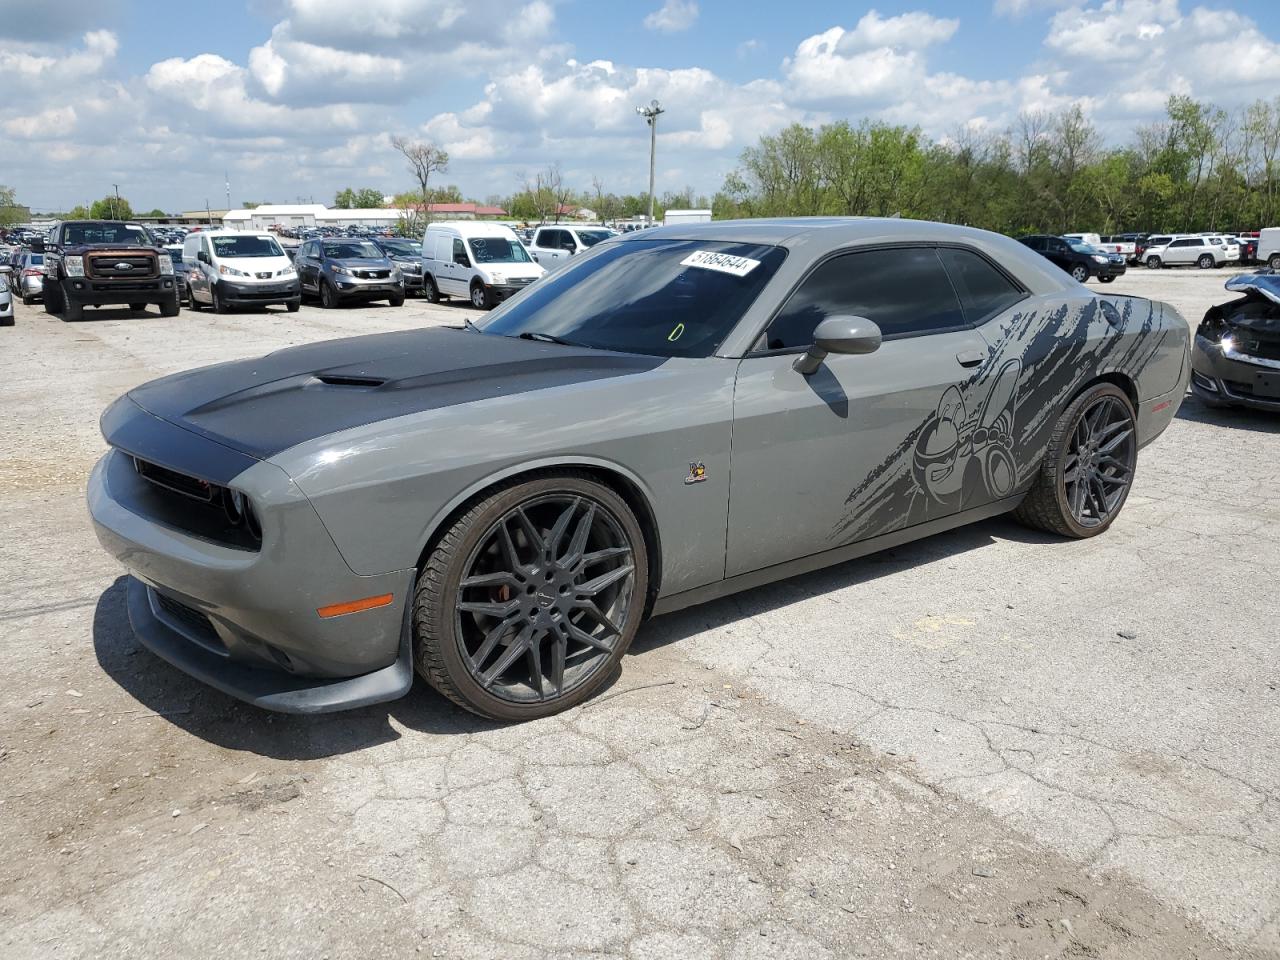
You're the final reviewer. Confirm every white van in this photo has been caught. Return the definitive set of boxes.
[1253,228,1280,270]
[183,230,300,312]
[1063,232,1102,248]
[422,221,544,309]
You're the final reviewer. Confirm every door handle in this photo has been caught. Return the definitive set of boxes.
[956,349,987,368]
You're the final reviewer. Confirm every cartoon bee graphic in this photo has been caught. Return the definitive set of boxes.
[685,461,708,484]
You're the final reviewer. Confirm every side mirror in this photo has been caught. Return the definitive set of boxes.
[794,315,882,375]
[197,251,209,264]
[30,238,45,253]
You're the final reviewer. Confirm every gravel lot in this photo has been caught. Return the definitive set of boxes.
[2,268,1277,959]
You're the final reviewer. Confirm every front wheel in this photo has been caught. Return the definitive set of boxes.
[389,292,405,307]
[62,298,83,322]
[1269,254,1280,272]
[286,299,300,313]
[1014,383,1137,539]
[44,280,63,314]
[212,284,230,314]
[1070,264,1089,283]
[319,279,338,309]
[1146,255,1162,269]
[414,473,649,721]
[159,295,180,318]
[470,283,492,310]
[1099,275,1115,284]
[1198,254,1215,269]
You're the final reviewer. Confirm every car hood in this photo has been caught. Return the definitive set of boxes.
[331,257,393,271]
[125,327,664,461]
[1225,273,1280,309]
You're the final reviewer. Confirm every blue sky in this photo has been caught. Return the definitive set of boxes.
[3,0,1280,213]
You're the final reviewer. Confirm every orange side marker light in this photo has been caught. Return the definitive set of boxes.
[317,593,394,619]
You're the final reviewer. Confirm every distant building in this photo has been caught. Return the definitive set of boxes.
[215,201,509,232]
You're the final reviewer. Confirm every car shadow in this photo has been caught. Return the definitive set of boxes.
[93,513,1056,760]
[1176,393,1280,433]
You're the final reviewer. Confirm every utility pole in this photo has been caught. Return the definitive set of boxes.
[111,183,121,220]
[635,99,664,225]
[225,171,230,211]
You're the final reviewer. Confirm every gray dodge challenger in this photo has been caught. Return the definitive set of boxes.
[88,218,1191,720]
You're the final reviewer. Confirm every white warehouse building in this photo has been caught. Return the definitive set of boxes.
[220,204,405,231]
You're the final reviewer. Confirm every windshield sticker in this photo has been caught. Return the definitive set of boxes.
[680,250,761,277]
[667,323,685,342]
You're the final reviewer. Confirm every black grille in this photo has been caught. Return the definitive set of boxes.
[134,457,216,502]
[1233,335,1280,362]
[355,269,390,280]
[506,277,534,287]
[154,592,226,654]
[87,252,158,279]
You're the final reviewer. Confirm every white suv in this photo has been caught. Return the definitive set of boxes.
[1143,235,1227,269]
[528,225,616,272]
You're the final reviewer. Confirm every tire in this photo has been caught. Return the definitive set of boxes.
[389,292,405,307]
[129,303,146,312]
[1146,256,1162,269]
[62,298,83,322]
[1014,383,1137,539]
[1269,254,1280,271]
[1099,276,1115,283]
[414,472,649,721]
[1198,254,1214,269]
[319,279,338,309]
[159,295,180,318]
[424,276,442,303]
[0,314,13,327]
[21,294,33,306]
[1069,264,1089,283]
[212,284,230,314]
[470,282,492,310]
[44,280,63,314]
[286,299,300,313]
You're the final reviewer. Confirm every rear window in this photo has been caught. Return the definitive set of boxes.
[938,248,1026,324]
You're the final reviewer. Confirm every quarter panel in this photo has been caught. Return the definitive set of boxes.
[271,360,738,594]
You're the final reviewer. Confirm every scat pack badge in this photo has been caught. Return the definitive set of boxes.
[684,461,708,485]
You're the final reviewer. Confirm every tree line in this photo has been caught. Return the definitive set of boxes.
[711,95,1280,235]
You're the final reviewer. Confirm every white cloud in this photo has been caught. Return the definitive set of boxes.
[2,105,77,139]
[644,0,698,33]
[835,10,959,52]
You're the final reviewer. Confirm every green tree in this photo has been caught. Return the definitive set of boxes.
[89,195,133,220]
[0,185,22,227]
[142,208,168,218]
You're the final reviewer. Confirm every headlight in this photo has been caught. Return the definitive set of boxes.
[1093,255,1108,264]
[64,255,84,277]
[331,265,351,276]
[0,276,8,293]
[489,273,506,284]
[159,257,174,275]
[391,266,402,281]
[1221,335,1235,354]
[219,264,248,277]
[277,265,296,277]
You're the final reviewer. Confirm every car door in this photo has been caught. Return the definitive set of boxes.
[1166,239,1195,264]
[188,236,213,303]
[725,245,996,577]
[443,237,472,295]
[1044,237,1073,271]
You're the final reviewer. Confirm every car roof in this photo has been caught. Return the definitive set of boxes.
[429,221,518,237]
[622,216,1041,252]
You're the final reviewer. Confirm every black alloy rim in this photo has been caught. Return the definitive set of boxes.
[454,495,636,703]
[1063,395,1136,528]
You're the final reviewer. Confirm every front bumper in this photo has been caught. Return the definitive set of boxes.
[489,281,537,302]
[61,276,177,305]
[332,275,404,300]
[217,277,302,305]
[1097,263,1126,279]
[0,294,12,319]
[1191,335,1280,411]
[87,436,415,713]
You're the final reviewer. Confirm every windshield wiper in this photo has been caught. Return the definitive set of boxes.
[517,331,581,347]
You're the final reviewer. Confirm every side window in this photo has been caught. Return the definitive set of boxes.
[534,230,550,247]
[1026,237,1046,252]
[562,232,578,251]
[453,238,470,266]
[1171,239,1194,248]
[765,247,966,351]
[938,248,1026,325]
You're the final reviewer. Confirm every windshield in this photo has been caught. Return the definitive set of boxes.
[477,239,787,359]
[63,223,150,246]
[322,240,382,259]
[469,237,531,264]
[211,235,284,258]
[378,239,419,257]
[576,230,612,248]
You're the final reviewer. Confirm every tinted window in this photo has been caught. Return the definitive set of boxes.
[939,248,1026,324]
[322,240,381,259]
[1171,239,1197,248]
[478,239,786,359]
[765,247,965,350]
[452,238,470,265]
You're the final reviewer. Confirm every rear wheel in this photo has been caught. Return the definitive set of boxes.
[1198,254,1215,269]
[21,293,33,306]
[1146,255,1162,269]
[1269,254,1280,271]
[1070,264,1089,283]
[1014,383,1137,539]
[414,473,648,721]
[424,276,442,302]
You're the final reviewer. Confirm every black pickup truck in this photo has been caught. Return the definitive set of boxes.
[35,220,180,321]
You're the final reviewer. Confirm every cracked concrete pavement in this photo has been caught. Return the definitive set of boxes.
[1,269,1277,958]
